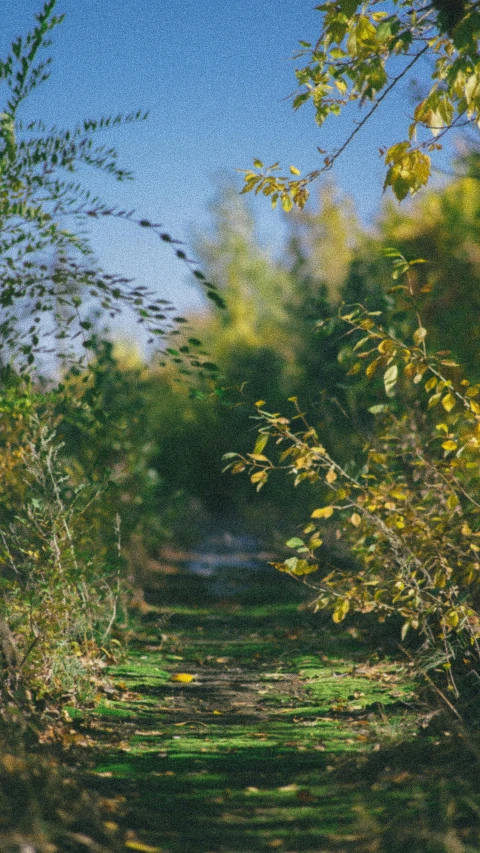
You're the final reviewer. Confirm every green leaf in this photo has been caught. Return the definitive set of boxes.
[254,433,269,455]
[338,0,358,17]
[206,290,226,309]
[286,537,305,549]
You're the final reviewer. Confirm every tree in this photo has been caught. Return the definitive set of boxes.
[0,1,221,709]
[240,1,480,208]
[0,0,221,376]
[230,2,480,705]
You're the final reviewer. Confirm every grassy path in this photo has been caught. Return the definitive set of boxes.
[64,600,480,853]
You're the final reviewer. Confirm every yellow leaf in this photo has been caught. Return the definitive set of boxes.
[447,493,459,509]
[125,842,162,853]
[334,78,347,94]
[378,339,395,355]
[366,356,382,379]
[311,505,334,519]
[443,610,459,629]
[442,440,457,452]
[255,399,266,407]
[350,512,362,527]
[326,467,337,484]
[289,164,301,175]
[441,393,456,413]
[170,673,195,683]
[332,598,350,624]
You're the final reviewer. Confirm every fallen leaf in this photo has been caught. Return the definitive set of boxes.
[124,841,162,853]
[296,789,316,803]
[134,730,164,736]
[169,673,195,683]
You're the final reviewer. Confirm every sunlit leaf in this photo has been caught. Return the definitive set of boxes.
[311,505,334,519]
[441,393,456,413]
[332,598,350,623]
[169,673,195,683]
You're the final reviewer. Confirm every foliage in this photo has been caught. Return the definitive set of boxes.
[0,391,123,707]
[0,0,221,375]
[377,168,480,378]
[240,1,480,207]
[0,1,224,710]
[226,254,480,698]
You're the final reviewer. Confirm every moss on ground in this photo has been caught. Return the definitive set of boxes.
[59,601,480,853]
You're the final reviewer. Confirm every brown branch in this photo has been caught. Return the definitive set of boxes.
[319,45,430,174]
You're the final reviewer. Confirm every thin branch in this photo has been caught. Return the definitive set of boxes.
[320,45,430,174]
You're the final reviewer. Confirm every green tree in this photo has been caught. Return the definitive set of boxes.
[231,2,480,704]
[379,171,480,378]
[0,0,218,375]
[0,1,217,709]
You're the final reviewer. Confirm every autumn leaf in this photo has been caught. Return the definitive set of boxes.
[311,505,334,519]
[441,393,456,413]
[169,673,195,683]
[125,841,162,853]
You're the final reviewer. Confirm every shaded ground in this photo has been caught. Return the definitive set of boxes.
[67,600,480,853]
[2,548,480,853]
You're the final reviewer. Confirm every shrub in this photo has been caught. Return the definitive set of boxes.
[0,394,124,708]
[225,254,480,704]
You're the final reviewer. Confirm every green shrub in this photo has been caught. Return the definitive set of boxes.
[226,254,480,705]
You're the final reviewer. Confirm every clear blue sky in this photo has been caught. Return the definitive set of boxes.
[3,1,455,321]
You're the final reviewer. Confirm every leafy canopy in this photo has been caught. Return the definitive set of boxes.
[241,0,480,207]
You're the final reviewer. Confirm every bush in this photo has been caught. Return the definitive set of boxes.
[226,253,480,706]
[0,387,124,708]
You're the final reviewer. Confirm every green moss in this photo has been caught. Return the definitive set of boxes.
[78,603,478,853]
[93,702,136,720]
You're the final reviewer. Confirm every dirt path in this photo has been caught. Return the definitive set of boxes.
[66,602,468,853]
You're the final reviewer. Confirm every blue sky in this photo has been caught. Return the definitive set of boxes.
[3,1,456,322]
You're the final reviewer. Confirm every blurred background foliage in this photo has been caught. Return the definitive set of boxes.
[44,149,480,576]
